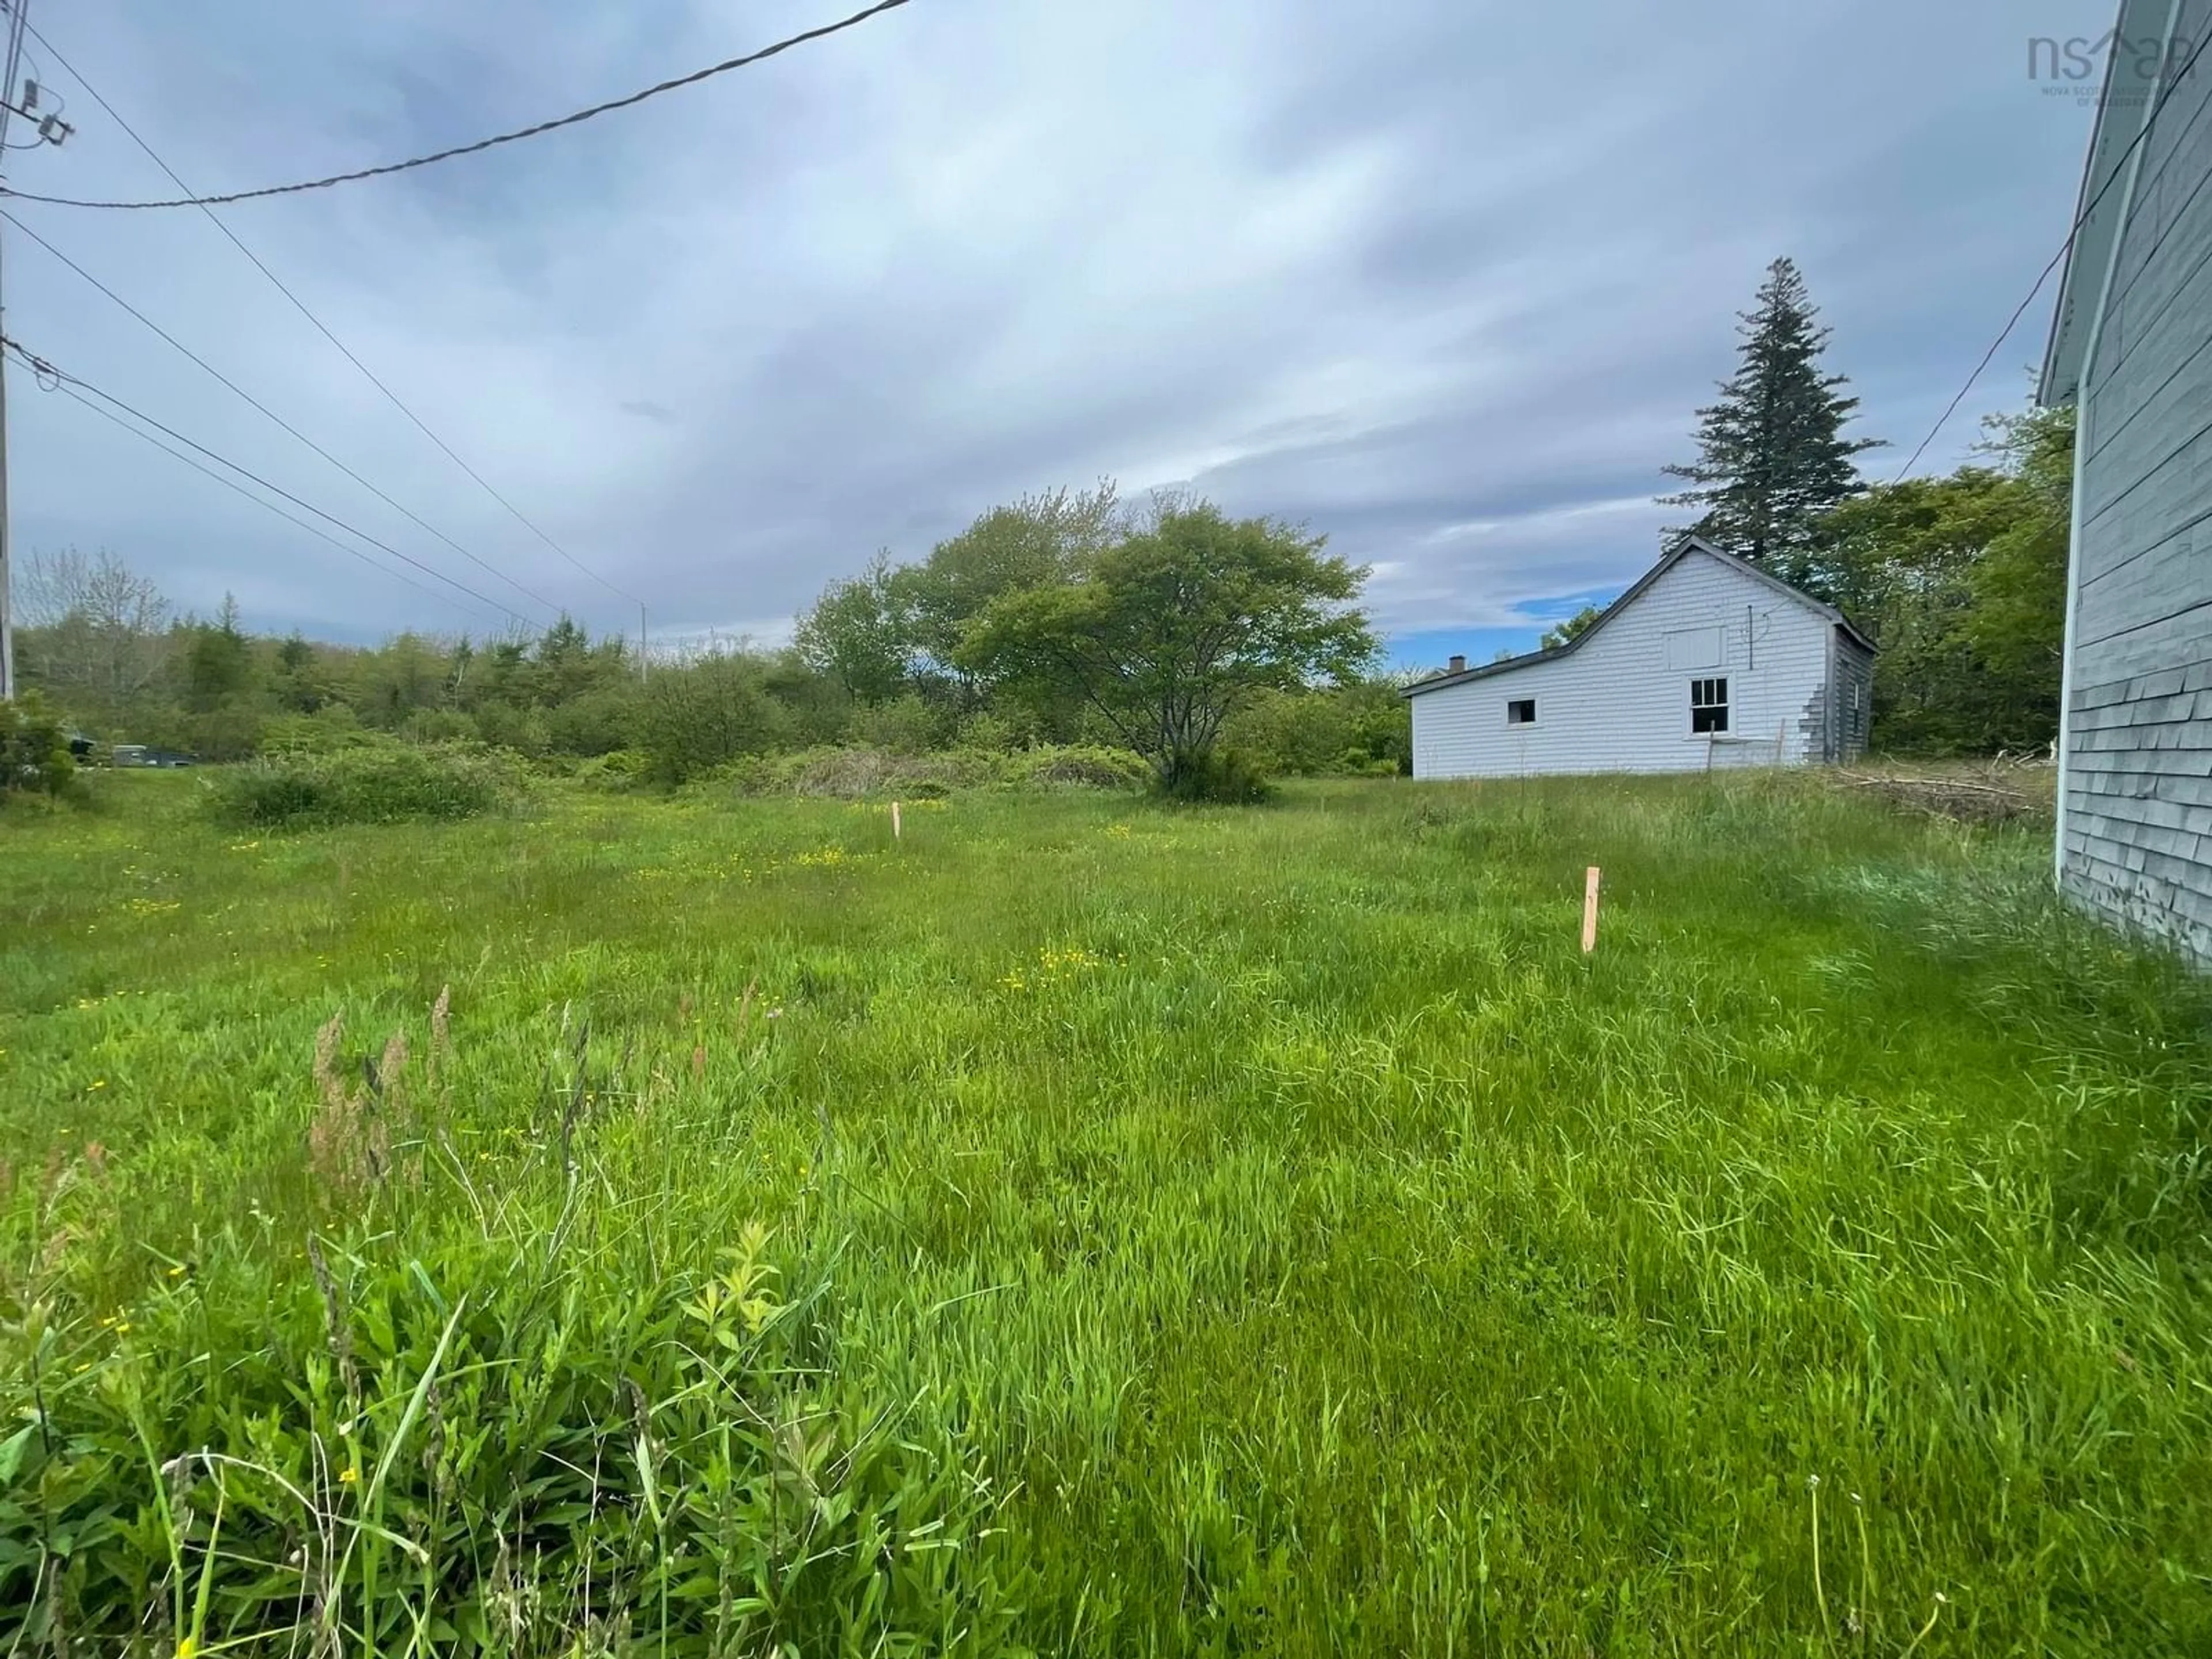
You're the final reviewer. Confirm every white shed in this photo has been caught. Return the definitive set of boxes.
[1404,537,1876,780]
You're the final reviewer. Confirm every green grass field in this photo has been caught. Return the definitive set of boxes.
[2,771,2209,1656]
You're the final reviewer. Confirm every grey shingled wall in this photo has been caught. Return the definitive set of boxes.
[2066,664,2212,960]
[1834,641,1873,763]
[2063,0,2212,964]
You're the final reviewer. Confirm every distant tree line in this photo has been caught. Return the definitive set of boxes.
[10,488,1407,796]
[1665,256,2070,755]
[18,260,2063,786]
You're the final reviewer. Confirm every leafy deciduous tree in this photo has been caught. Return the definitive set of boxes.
[16,547,174,708]
[897,482,1119,688]
[958,501,1375,789]
[794,552,911,706]
[1539,605,1604,652]
[1813,404,2073,753]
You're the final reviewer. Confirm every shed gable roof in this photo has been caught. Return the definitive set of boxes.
[1402,536,1875,699]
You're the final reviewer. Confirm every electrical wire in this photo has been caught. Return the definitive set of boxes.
[1891,24,2211,482]
[0,0,911,211]
[3,334,539,626]
[22,19,647,611]
[52,376,505,627]
[1,209,565,619]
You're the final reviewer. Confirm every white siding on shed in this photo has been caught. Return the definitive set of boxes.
[1411,547,1844,779]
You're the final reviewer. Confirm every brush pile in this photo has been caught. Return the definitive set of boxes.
[1834,755,2054,825]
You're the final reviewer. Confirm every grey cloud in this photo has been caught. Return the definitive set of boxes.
[8,0,2105,649]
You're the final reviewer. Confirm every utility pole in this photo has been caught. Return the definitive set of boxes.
[0,0,23,703]
[0,0,72,700]
[1,176,13,702]
[639,602,649,683]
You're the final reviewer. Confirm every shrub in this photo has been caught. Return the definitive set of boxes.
[185,697,264,763]
[0,692,78,804]
[1158,748,1274,804]
[574,748,651,792]
[398,707,475,746]
[210,744,522,830]
[639,656,796,784]
[716,744,1151,800]
[1225,680,1411,777]
[471,702,552,758]
[733,747,991,799]
[546,685,645,757]
[1014,745,1154,790]
[261,706,375,756]
[851,694,949,755]
[953,709,1018,752]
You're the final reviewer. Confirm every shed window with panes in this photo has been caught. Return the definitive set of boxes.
[1690,677,1729,734]
[1506,698,1536,726]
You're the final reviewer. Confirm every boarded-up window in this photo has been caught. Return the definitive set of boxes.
[1690,677,1729,733]
[1664,625,1725,670]
[1506,698,1536,725]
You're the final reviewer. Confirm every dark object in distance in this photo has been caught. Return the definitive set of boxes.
[111,744,197,768]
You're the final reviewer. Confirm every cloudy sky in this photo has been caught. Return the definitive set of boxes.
[5,0,2111,665]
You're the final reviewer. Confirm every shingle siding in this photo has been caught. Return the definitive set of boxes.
[2060,0,2212,967]
[1832,641,1874,762]
[1408,547,1852,779]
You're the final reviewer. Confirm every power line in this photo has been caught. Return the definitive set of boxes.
[4,334,539,625]
[0,209,566,620]
[51,375,505,627]
[22,20,646,612]
[0,0,911,211]
[1891,25,2211,482]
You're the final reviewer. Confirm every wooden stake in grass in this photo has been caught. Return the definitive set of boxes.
[1582,866,1601,954]
[892,800,903,840]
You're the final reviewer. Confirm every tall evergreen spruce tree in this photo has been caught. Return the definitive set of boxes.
[1662,257,1880,577]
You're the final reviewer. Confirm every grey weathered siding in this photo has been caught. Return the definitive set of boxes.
[2061,0,2212,964]
[1832,641,1874,763]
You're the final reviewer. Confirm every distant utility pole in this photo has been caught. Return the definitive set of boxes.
[0,0,74,701]
[639,603,649,683]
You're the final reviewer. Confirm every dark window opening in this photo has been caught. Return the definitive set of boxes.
[1506,698,1536,726]
[1690,677,1729,734]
